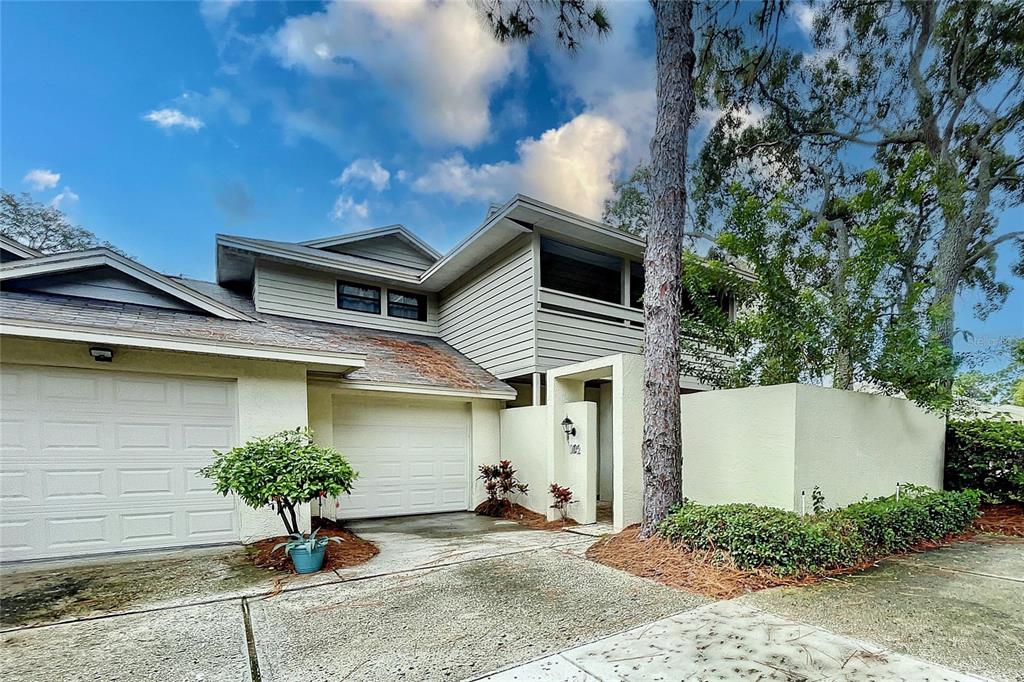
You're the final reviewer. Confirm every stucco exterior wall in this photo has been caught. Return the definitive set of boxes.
[598,382,613,502]
[497,405,549,515]
[681,383,945,512]
[792,385,944,509]
[470,399,503,508]
[681,384,797,509]
[1,336,311,543]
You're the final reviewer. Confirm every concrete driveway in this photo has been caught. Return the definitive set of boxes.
[1,517,1019,681]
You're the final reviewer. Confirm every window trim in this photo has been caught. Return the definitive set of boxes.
[386,288,428,322]
[336,280,381,315]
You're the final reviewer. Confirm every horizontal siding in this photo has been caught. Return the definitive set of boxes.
[328,236,434,270]
[439,237,535,379]
[254,261,439,335]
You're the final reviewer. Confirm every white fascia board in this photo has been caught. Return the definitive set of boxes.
[310,377,516,401]
[301,225,442,261]
[217,235,423,285]
[0,249,256,322]
[0,320,367,371]
[0,236,43,259]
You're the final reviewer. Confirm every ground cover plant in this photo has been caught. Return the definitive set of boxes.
[589,486,985,598]
[475,459,529,517]
[945,419,1024,503]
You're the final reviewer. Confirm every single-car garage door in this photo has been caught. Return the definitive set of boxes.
[0,365,239,561]
[332,394,470,519]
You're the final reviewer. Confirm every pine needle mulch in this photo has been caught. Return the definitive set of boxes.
[247,519,379,573]
[975,503,1024,537]
[585,526,816,599]
[474,502,578,531]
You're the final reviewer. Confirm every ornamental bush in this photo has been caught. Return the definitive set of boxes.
[658,486,980,575]
[199,428,357,536]
[945,419,1024,502]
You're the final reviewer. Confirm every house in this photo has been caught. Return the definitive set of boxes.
[0,195,726,562]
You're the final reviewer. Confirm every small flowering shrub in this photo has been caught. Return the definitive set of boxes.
[200,427,357,536]
[477,459,529,516]
[549,483,575,522]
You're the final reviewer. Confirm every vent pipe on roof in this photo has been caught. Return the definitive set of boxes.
[485,203,501,220]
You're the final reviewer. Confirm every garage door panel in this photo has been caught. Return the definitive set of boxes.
[0,366,239,561]
[332,396,470,519]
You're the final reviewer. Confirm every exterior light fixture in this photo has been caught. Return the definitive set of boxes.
[89,347,113,362]
[561,416,576,440]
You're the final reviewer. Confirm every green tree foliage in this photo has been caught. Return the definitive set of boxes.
[603,164,651,237]
[1,190,121,254]
[697,0,1024,377]
[199,428,357,536]
[954,338,1024,408]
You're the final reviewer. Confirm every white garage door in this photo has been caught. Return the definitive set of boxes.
[332,395,470,519]
[0,365,239,561]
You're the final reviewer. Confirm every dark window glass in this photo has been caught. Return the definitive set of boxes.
[337,281,381,314]
[629,261,644,308]
[387,289,428,321]
[540,237,622,304]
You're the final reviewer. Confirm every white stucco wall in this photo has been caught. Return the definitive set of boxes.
[598,382,614,502]
[561,401,598,523]
[1,336,311,543]
[471,398,503,508]
[681,383,945,512]
[681,384,797,509]
[792,385,944,509]
[497,405,549,515]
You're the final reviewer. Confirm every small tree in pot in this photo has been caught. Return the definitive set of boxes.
[200,428,357,573]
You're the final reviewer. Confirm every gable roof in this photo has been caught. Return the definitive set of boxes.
[300,224,442,261]
[0,235,44,261]
[0,248,256,321]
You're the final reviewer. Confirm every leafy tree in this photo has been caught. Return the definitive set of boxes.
[954,338,1024,408]
[604,164,652,237]
[1,190,121,254]
[199,428,357,536]
[699,0,1024,384]
[478,0,696,536]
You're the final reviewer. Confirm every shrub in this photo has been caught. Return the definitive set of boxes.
[945,419,1024,502]
[658,486,980,575]
[477,460,528,516]
[200,427,357,536]
[549,483,575,521]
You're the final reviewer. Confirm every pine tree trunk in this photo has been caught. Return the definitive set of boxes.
[639,0,695,538]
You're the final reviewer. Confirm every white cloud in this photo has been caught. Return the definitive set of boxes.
[794,3,817,35]
[199,0,243,25]
[50,187,79,209]
[334,159,390,192]
[176,87,250,125]
[272,0,524,146]
[23,168,61,191]
[330,194,370,221]
[143,108,204,131]
[413,113,628,219]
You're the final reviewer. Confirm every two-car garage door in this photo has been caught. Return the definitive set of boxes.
[332,395,471,519]
[0,365,239,561]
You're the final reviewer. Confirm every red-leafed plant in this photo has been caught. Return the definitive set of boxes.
[549,483,575,522]
[477,459,529,517]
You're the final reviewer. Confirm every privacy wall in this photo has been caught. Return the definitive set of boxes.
[681,384,945,511]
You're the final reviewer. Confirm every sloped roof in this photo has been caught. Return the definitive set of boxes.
[300,224,442,261]
[0,281,514,397]
[0,235,43,260]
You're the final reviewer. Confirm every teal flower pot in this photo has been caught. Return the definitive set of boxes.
[289,544,327,574]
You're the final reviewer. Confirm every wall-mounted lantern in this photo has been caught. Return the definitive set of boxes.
[561,416,576,441]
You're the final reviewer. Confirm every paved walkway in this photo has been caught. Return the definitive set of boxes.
[1,518,1019,681]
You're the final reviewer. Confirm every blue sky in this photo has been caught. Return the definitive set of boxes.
[2,0,1019,362]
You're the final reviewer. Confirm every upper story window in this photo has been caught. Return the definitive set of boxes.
[540,237,622,304]
[337,281,381,314]
[387,289,428,322]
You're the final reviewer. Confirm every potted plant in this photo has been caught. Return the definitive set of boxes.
[200,427,358,574]
[274,528,344,574]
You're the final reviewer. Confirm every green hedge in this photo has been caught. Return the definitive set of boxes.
[658,487,980,575]
[945,419,1024,502]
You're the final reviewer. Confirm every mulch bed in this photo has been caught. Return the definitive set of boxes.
[586,503,1024,600]
[475,501,578,531]
[974,503,1024,537]
[246,518,379,573]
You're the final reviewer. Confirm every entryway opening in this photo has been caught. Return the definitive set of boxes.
[585,378,614,526]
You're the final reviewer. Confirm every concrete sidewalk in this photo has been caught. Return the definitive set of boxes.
[475,600,984,681]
